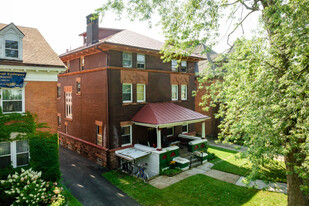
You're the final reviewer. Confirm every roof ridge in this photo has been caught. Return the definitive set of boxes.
[148,103,160,125]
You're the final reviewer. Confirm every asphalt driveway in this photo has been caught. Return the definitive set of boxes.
[59,146,140,206]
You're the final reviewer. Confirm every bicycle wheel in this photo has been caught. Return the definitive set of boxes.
[142,172,149,183]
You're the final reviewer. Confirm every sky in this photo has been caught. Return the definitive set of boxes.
[0,0,260,55]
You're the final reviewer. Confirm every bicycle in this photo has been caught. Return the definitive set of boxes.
[120,159,134,175]
[135,163,149,183]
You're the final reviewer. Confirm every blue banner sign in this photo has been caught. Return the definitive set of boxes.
[0,72,26,88]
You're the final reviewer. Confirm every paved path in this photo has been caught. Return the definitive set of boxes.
[59,146,140,206]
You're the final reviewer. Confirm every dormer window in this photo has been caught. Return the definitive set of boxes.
[5,40,19,58]
[0,23,24,61]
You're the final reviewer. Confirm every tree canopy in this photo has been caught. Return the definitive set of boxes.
[96,0,309,205]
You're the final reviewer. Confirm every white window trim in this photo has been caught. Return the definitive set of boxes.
[0,140,30,168]
[122,83,133,103]
[1,88,25,114]
[171,59,178,72]
[181,84,187,100]
[65,92,72,119]
[166,127,174,137]
[182,124,188,134]
[96,125,103,146]
[121,125,132,147]
[137,54,146,69]
[123,52,133,68]
[137,84,146,102]
[171,84,178,101]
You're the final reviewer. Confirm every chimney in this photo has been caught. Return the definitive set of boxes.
[86,14,99,46]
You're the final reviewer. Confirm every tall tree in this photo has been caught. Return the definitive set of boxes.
[96,0,309,205]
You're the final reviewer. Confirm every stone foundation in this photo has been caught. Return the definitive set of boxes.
[59,132,120,169]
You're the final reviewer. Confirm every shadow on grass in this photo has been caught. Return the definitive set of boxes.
[103,171,286,206]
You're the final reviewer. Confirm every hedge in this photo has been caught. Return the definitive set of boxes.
[29,132,60,182]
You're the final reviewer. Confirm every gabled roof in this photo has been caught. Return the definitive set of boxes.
[60,28,204,59]
[0,23,65,67]
[131,102,209,125]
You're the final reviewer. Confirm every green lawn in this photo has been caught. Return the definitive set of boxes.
[208,146,286,183]
[103,171,287,206]
[61,184,83,206]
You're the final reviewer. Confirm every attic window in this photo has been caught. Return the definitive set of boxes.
[5,40,18,58]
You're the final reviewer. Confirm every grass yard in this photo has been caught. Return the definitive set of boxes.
[208,146,286,183]
[61,185,83,206]
[103,171,287,206]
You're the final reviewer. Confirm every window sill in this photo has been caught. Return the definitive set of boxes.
[122,102,147,106]
[64,118,73,122]
[76,93,81,96]
[57,98,61,100]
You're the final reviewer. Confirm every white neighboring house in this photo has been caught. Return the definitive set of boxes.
[0,23,66,169]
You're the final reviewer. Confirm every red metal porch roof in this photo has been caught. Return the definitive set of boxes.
[131,102,209,125]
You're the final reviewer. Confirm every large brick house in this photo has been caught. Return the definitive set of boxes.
[0,23,66,168]
[58,15,209,171]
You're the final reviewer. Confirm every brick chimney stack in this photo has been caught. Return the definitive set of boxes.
[86,14,99,46]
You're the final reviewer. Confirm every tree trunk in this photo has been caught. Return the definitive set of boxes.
[285,151,309,206]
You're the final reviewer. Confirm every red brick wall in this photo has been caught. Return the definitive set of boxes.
[25,81,58,133]
[194,78,220,137]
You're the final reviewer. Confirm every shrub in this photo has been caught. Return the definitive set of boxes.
[29,132,60,182]
[0,168,65,206]
[206,153,216,161]
[161,168,182,177]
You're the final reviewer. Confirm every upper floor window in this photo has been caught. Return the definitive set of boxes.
[80,57,85,71]
[76,82,81,95]
[171,59,178,72]
[1,89,23,113]
[137,54,145,69]
[57,114,61,127]
[67,60,70,73]
[122,83,132,103]
[0,140,29,169]
[181,85,187,100]
[123,52,132,68]
[137,84,146,102]
[171,85,178,101]
[180,61,187,73]
[121,125,132,146]
[5,40,18,58]
[57,85,61,98]
[65,92,72,119]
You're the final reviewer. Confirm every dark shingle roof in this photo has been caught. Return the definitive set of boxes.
[0,23,65,67]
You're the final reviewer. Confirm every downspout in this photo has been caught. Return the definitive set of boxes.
[96,45,112,168]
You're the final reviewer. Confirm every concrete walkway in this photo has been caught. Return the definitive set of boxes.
[60,146,140,206]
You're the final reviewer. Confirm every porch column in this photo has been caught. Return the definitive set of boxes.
[156,127,162,151]
[202,121,206,139]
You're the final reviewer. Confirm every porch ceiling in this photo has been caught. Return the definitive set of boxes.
[131,102,209,128]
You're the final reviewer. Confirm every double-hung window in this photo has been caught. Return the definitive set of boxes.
[171,59,178,72]
[171,85,178,101]
[0,140,29,169]
[65,92,72,119]
[121,125,132,146]
[182,124,188,133]
[181,85,187,100]
[137,54,145,69]
[122,83,132,103]
[166,127,174,137]
[96,125,103,146]
[137,84,146,102]
[180,61,187,72]
[5,40,19,58]
[2,89,23,113]
[57,85,61,98]
[80,57,85,71]
[123,52,132,68]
